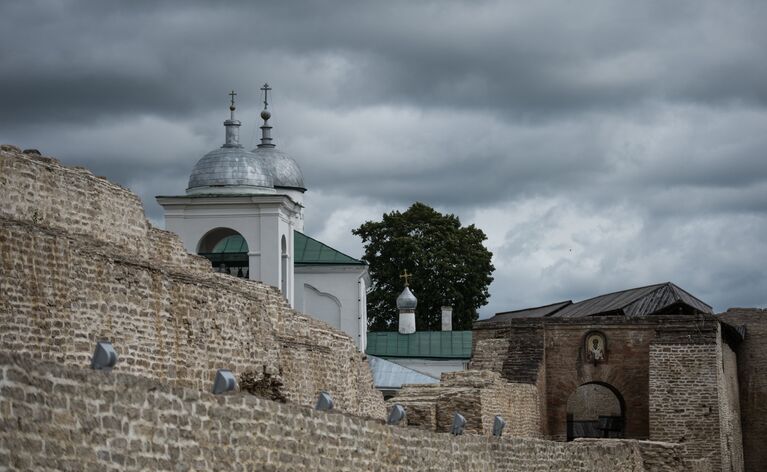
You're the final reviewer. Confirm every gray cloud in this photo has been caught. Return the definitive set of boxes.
[1,0,766,314]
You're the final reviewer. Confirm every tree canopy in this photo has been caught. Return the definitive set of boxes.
[353,202,494,331]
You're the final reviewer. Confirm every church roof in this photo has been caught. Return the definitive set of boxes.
[367,356,439,389]
[187,146,274,194]
[491,300,573,321]
[482,282,712,323]
[253,146,305,190]
[294,231,366,266]
[366,331,472,359]
[553,282,712,318]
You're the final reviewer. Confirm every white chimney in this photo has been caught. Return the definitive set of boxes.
[441,306,453,331]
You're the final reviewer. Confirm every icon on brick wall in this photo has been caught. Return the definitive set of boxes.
[585,332,607,364]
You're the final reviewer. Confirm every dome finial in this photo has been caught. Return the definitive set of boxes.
[258,83,275,148]
[400,269,412,287]
[229,90,237,110]
[223,90,242,148]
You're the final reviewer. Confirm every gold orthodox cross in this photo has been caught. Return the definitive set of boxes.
[229,90,237,107]
[400,269,412,286]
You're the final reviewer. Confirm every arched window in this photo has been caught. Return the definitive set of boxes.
[197,228,249,278]
[280,234,288,295]
[566,382,625,440]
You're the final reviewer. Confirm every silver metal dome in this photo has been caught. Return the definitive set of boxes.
[187,147,274,195]
[253,146,305,190]
[396,286,418,310]
[187,92,275,195]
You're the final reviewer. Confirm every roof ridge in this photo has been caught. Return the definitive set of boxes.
[667,282,713,310]
[494,300,572,316]
[569,282,667,306]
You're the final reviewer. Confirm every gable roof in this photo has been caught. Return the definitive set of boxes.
[485,282,712,322]
[553,282,712,318]
[366,331,472,359]
[294,231,366,266]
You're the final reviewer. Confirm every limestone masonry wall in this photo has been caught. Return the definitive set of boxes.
[0,146,384,419]
[0,353,707,471]
[648,325,740,471]
[718,308,767,472]
[391,370,541,438]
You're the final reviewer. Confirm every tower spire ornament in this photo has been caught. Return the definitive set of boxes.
[223,90,242,148]
[261,83,271,110]
[258,82,275,148]
[400,269,412,287]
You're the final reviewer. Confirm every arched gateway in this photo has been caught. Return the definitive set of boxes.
[566,382,625,441]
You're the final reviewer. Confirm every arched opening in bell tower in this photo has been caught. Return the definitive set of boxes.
[197,227,249,278]
[566,382,625,441]
[280,234,288,296]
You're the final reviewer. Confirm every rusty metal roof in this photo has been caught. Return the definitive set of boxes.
[491,300,573,321]
[487,282,712,322]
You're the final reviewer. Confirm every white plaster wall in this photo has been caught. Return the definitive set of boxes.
[158,195,299,306]
[295,266,368,350]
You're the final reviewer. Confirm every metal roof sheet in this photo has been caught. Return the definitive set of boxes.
[484,282,713,322]
[552,282,712,318]
[294,231,366,266]
[368,356,439,389]
[365,331,473,359]
[492,301,572,321]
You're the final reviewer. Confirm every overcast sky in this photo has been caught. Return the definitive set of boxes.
[2,0,766,315]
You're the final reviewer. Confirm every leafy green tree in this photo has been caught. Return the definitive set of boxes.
[353,202,494,331]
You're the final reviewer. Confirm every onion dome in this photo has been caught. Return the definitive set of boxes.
[396,286,418,310]
[187,91,274,195]
[251,83,306,191]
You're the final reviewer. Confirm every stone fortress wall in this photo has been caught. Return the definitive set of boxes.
[471,314,745,471]
[718,308,767,472]
[0,353,708,471]
[390,370,541,438]
[0,145,714,471]
[0,145,383,419]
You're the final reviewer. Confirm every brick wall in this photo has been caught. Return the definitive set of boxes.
[0,353,707,471]
[0,146,384,419]
[543,321,657,440]
[718,308,767,472]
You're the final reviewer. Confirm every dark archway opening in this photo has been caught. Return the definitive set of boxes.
[197,228,249,278]
[566,382,625,441]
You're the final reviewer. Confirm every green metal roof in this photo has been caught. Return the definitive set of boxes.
[365,331,472,359]
[294,231,366,266]
[209,234,249,253]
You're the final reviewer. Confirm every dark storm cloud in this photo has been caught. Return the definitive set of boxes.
[1,0,766,313]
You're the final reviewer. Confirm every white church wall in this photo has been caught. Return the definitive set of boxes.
[295,266,368,351]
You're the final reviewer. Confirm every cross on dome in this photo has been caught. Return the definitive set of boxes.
[261,83,271,110]
[400,269,412,286]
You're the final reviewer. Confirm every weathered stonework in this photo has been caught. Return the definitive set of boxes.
[473,314,745,470]
[0,146,384,419]
[391,370,542,438]
[717,308,766,472]
[0,353,708,471]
